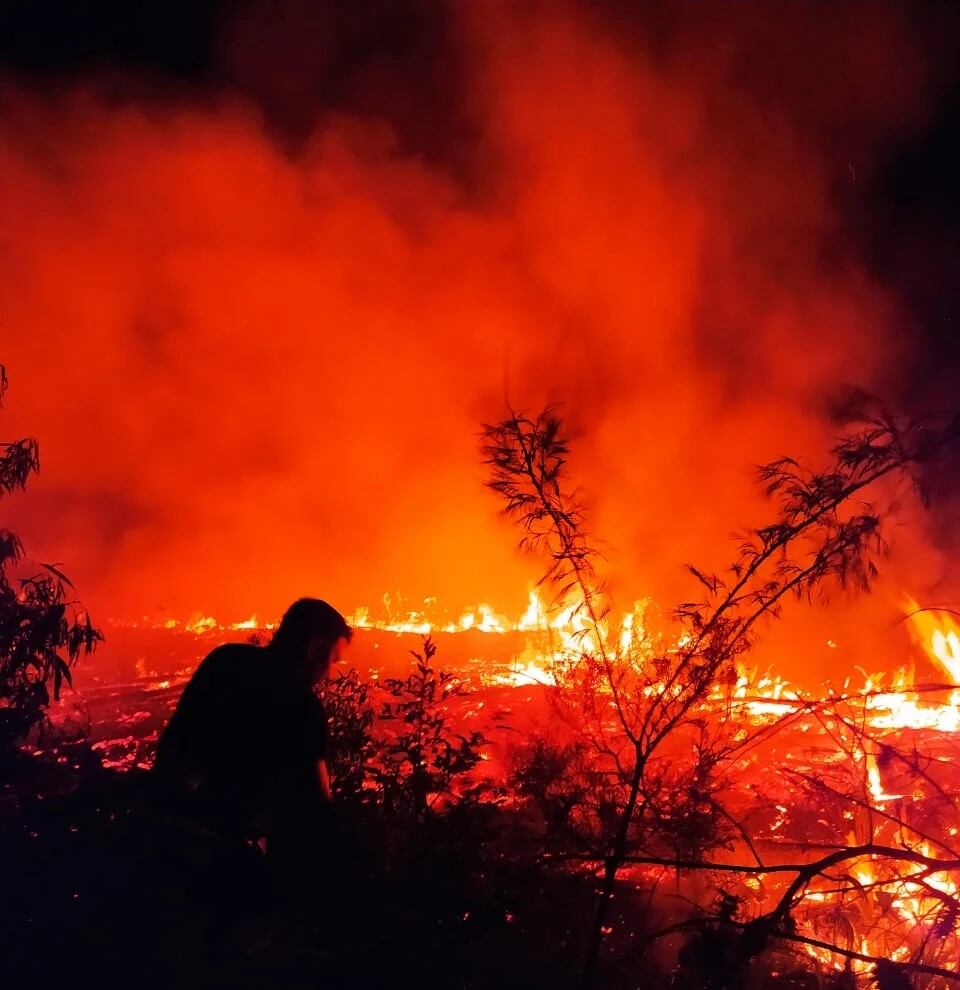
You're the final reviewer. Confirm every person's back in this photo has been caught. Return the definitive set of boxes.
[153,599,351,842]
[154,643,323,835]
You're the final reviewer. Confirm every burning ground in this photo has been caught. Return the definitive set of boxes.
[15,578,959,986]
[5,410,960,989]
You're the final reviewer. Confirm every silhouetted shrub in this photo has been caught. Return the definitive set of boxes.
[0,365,102,753]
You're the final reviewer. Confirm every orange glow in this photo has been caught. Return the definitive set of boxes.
[4,7,959,980]
[0,4,947,689]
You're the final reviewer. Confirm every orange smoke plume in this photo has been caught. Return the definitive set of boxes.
[0,3,955,680]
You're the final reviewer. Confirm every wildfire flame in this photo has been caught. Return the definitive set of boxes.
[903,595,960,684]
[136,590,960,731]
[859,599,960,733]
[105,587,960,973]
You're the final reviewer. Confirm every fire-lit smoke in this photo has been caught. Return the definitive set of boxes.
[0,2,956,679]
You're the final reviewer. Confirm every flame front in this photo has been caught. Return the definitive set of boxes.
[147,590,960,733]
[107,587,960,974]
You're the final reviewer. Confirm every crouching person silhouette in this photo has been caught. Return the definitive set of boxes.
[153,597,351,890]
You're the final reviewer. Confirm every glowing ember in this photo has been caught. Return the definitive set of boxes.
[863,750,903,804]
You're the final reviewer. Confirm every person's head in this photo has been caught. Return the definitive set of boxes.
[269,598,352,684]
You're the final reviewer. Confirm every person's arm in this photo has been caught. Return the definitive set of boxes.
[316,758,333,802]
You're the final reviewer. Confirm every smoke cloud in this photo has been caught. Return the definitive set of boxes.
[0,2,955,678]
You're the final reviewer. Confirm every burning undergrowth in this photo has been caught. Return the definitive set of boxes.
[8,404,960,989]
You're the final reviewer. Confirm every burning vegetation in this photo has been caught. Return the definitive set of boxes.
[476,405,960,987]
[4,380,960,988]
